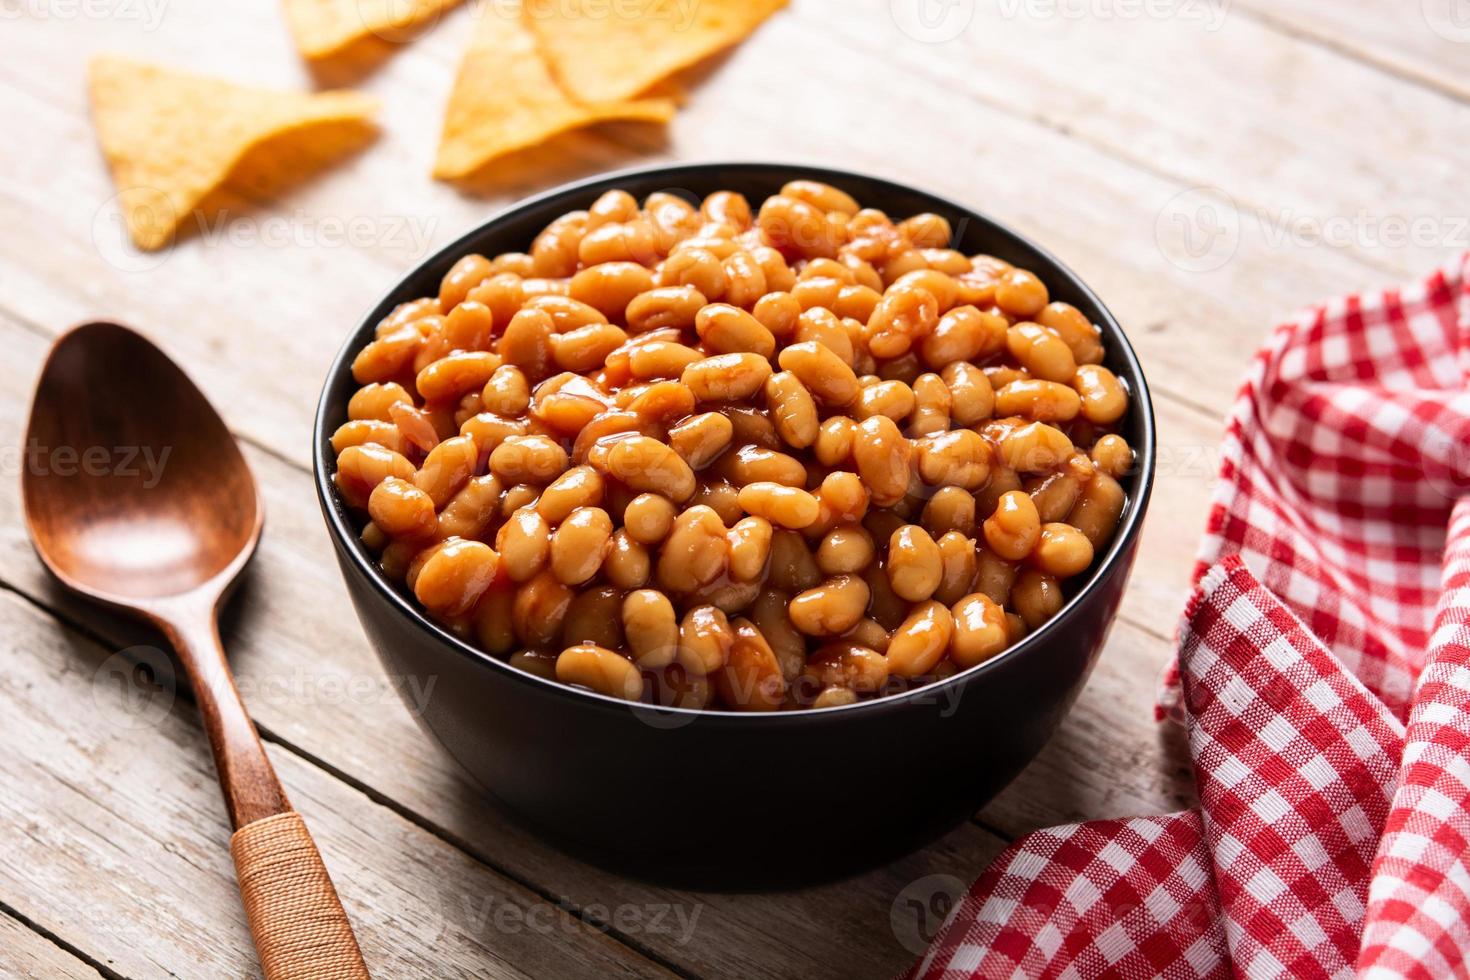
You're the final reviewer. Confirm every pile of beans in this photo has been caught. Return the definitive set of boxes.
[332,181,1132,711]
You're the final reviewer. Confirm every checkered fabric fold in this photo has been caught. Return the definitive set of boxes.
[909,254,1470,979]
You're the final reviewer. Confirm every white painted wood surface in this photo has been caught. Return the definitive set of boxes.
[0,1,1464,975]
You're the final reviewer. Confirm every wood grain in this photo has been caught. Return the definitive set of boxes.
[0,0,1464,975]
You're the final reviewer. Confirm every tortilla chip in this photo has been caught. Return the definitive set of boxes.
[282,0,464,60]
[88,56,378,251]
[433,11,675,181]
[523,0,786,104]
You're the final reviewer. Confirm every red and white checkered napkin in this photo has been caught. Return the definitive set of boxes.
[907,254,1470,980]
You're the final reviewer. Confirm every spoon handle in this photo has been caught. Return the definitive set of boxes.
[162,612,370,979]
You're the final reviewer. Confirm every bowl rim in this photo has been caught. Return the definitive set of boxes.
[313,160,1157,726]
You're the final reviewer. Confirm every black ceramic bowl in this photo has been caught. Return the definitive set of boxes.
[314,163,1155,886]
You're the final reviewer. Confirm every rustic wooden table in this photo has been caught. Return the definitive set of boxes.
[2,1,1466,976]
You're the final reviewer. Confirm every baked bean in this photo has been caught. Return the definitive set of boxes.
[995,379,1081,423]
[950,593,1010,667]
[417,351,499,404]
[1028,471,1081,524]
[886,600,954,677]
[1030,522,1094,578]
[1011,569,1063,628]
[626,340,703,380]
[721,251,768,309]
[921,488,974,538]
[714,619,787,711]
[752,291,802,339]
[600,529,650,589]
[678,604,734,675]
[601,435,696,503]
[1037,302,1104,364]
[995,268,1048,318]
[626,286,706,334]
[369,477,436,539]
[813,416,856,467]
[789,575,870,636]
[476,591,518,656]
[657,247,726,299]
[657,506,729,589]
[1091,434,1133,478]
[531,212,588,278]
[887,525,943,602]
[737,482,820,529]
[664,412,731,470]
[413,539,498,617]
[497,507,551,582]
[349,382,413,422]
[794,307,855,365]
[557,644,642,701]
[332,419,407,455]
[804,643,889,693]
[767,530,821,592]
[513,569,573,647]
[776,341,859,407]
[335,443,416,508]
[483,366,531,417]
[500,483,538,517]
[816,471,868,523]
[758,194,843,260]
[552,322,627,374]
[898,213,951,249]
[682,353,773,403]
[760,371,819,450]
[701,190,752,229]
[853,415,913,507]
[995,421,1075,474]
[694,303,776,358]
[437,474,501,541]
[727,516,774,581]
[718,443,807,488]
[535,466,604,524]
[623,492,677,544]
[623,589,679,668]
[1072,364,1128,425]
[560,587,626,651]
[1007,322,1077,383]
[1068,471,1126,548]
[934,531,979,606]
[816,526,875,575]
[499,308,555,380]
[490,434,568,485]
[940,361,995,426]
[866,283,939,359]
[915,429,990,490]
[549,507,614,585]
[440,254,493,310]
[624,379,696,425]
[855,380,917,422]
[983,490,1040,561]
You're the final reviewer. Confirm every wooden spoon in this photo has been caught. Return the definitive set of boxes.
[21,322,370,980]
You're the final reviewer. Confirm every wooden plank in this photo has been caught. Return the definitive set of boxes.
[0,912,104,980]
[1230,0,1470,104]
[0,587,676,979]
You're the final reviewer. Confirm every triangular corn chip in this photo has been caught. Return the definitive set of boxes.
[88,56,378,251]
[282,0,464,61]
[433,10,675,181]
[522,0,787,104]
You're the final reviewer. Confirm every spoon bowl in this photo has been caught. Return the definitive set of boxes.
[22,322,369,979]
[22,322,260,603]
